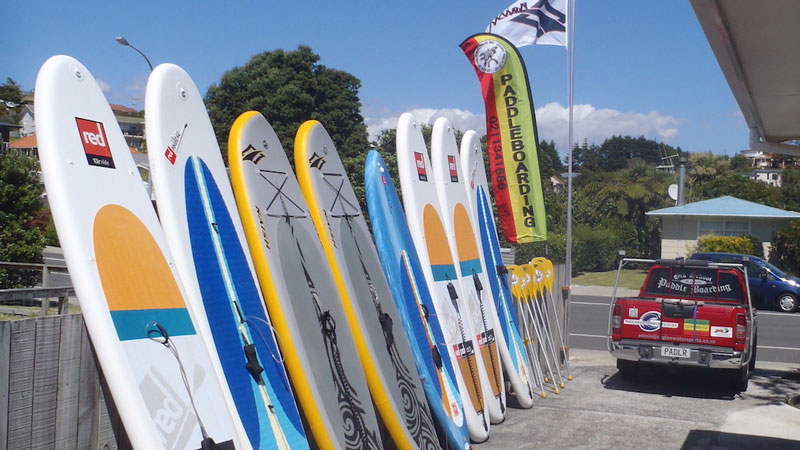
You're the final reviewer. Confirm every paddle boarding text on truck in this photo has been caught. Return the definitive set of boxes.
[607,258,757,391]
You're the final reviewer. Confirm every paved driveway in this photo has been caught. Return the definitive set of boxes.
[474,349,800,450]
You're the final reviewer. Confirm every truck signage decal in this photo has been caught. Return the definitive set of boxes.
[683,319,710,334]
[644,267,743,300]
[710,326,733,338]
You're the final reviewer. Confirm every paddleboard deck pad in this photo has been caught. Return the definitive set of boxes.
[36,55,239,449]
[227,112,382,450]
[146,65,306,450]
[365,150,472,450]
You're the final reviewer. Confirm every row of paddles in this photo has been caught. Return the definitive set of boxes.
[507,258,572,397]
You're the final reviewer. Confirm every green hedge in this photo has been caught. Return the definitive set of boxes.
[696,235,753,255]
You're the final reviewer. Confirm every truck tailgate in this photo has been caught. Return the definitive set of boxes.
[659,300,738,347]
[619,298,665,341]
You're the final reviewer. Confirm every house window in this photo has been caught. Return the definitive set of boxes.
[698,220,750,236]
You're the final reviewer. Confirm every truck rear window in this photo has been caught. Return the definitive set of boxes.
[642,266,745,302]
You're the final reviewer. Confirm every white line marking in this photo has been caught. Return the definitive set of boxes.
[569,333,605,338]
[759,345,800,351]
[758,311,800,318]
[571,301,609,306]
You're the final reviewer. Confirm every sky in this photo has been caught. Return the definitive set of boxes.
[2,1,748,157]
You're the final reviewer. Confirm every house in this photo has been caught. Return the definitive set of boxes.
[646,196,800,259]
[19,104,35,137]
[749,168,783,187]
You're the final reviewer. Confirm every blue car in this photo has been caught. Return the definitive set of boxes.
[691,252,799,313]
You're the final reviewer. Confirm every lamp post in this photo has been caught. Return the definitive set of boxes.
[115,36,153,71]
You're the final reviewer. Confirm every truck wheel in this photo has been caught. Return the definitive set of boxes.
[616,359,639,380]
[732,364,749,392]
[776,293,798,313]
[749,335,757,372]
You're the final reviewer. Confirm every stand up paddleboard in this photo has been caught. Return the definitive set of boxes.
[228,112,383,450]
[460,130,534,408]
[365,150,472,450]
[396,113,490,443]
[430,118,506,424]
[36,55,240,449]
[146,65,307,450]
[295,121,439,450]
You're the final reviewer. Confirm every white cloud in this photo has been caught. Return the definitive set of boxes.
[364,102,684,151]
[365,108,485,143]
[536,102,684,150]
[96,79,111,94]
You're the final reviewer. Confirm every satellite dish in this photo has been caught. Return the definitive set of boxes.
[668,184,678,201]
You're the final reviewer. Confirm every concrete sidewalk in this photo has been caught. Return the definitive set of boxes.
[473,349,800,449]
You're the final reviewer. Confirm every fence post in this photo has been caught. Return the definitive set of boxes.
[41,266,50,316]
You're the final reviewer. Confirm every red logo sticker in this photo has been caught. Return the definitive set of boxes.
[448,155,458,182]
[76,118,115,168]
[414,152,427,182]
[165,146,177,165]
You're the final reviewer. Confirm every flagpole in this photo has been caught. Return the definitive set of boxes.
[563,0,575,360]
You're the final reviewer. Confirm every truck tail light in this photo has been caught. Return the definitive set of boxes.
[735,313,746,351]
[612,304,622,340]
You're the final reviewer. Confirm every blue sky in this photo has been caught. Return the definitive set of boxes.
[3,1,746,156]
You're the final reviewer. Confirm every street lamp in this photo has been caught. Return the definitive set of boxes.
[115,36,153,71]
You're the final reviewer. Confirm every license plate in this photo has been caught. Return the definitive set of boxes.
[661,346,690,358]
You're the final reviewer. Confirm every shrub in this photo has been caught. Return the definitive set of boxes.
[741,233,764,259]
[696,235,753,255]
[769,221,800,276]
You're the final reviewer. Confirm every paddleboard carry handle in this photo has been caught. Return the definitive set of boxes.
[244,343,264,381]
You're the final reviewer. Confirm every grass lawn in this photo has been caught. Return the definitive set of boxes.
[572,269,648,291]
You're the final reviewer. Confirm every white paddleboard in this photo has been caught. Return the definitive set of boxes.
[460,130,535,407]
[430,117,506,424]
[36,55,241,450]
[396,113,490,443]
[145,65,308,450]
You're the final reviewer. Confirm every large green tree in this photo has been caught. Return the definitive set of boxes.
[205,46,369,165]
[0,150,46,287]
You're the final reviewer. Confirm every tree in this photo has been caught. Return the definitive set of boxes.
[205,45,371,209]
[769,221,800,276]
[205,46,369,165]
[0,78,24,122]
[781,167,800,211]
[574,163,671,257]
[0,150,46,287]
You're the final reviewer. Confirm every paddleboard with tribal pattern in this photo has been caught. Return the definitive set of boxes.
[295,120,439,450]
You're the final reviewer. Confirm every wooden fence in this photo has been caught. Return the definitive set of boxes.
[0,314,129,450]
[0,260,570,450]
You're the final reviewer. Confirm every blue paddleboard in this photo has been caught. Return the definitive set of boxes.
[365,150,471,450]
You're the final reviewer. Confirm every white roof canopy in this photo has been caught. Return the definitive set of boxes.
[691,0,800,155]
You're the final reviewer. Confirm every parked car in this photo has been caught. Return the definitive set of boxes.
[691,252,799,313]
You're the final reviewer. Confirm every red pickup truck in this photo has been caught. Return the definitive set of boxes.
[607,258,757,391]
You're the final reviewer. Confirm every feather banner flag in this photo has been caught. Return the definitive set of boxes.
[460,33,546,243]
[486,0,568,48]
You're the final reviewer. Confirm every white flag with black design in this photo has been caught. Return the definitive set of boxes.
[486,0,568,48]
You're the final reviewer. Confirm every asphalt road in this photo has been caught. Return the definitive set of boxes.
[567,294,800,365]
